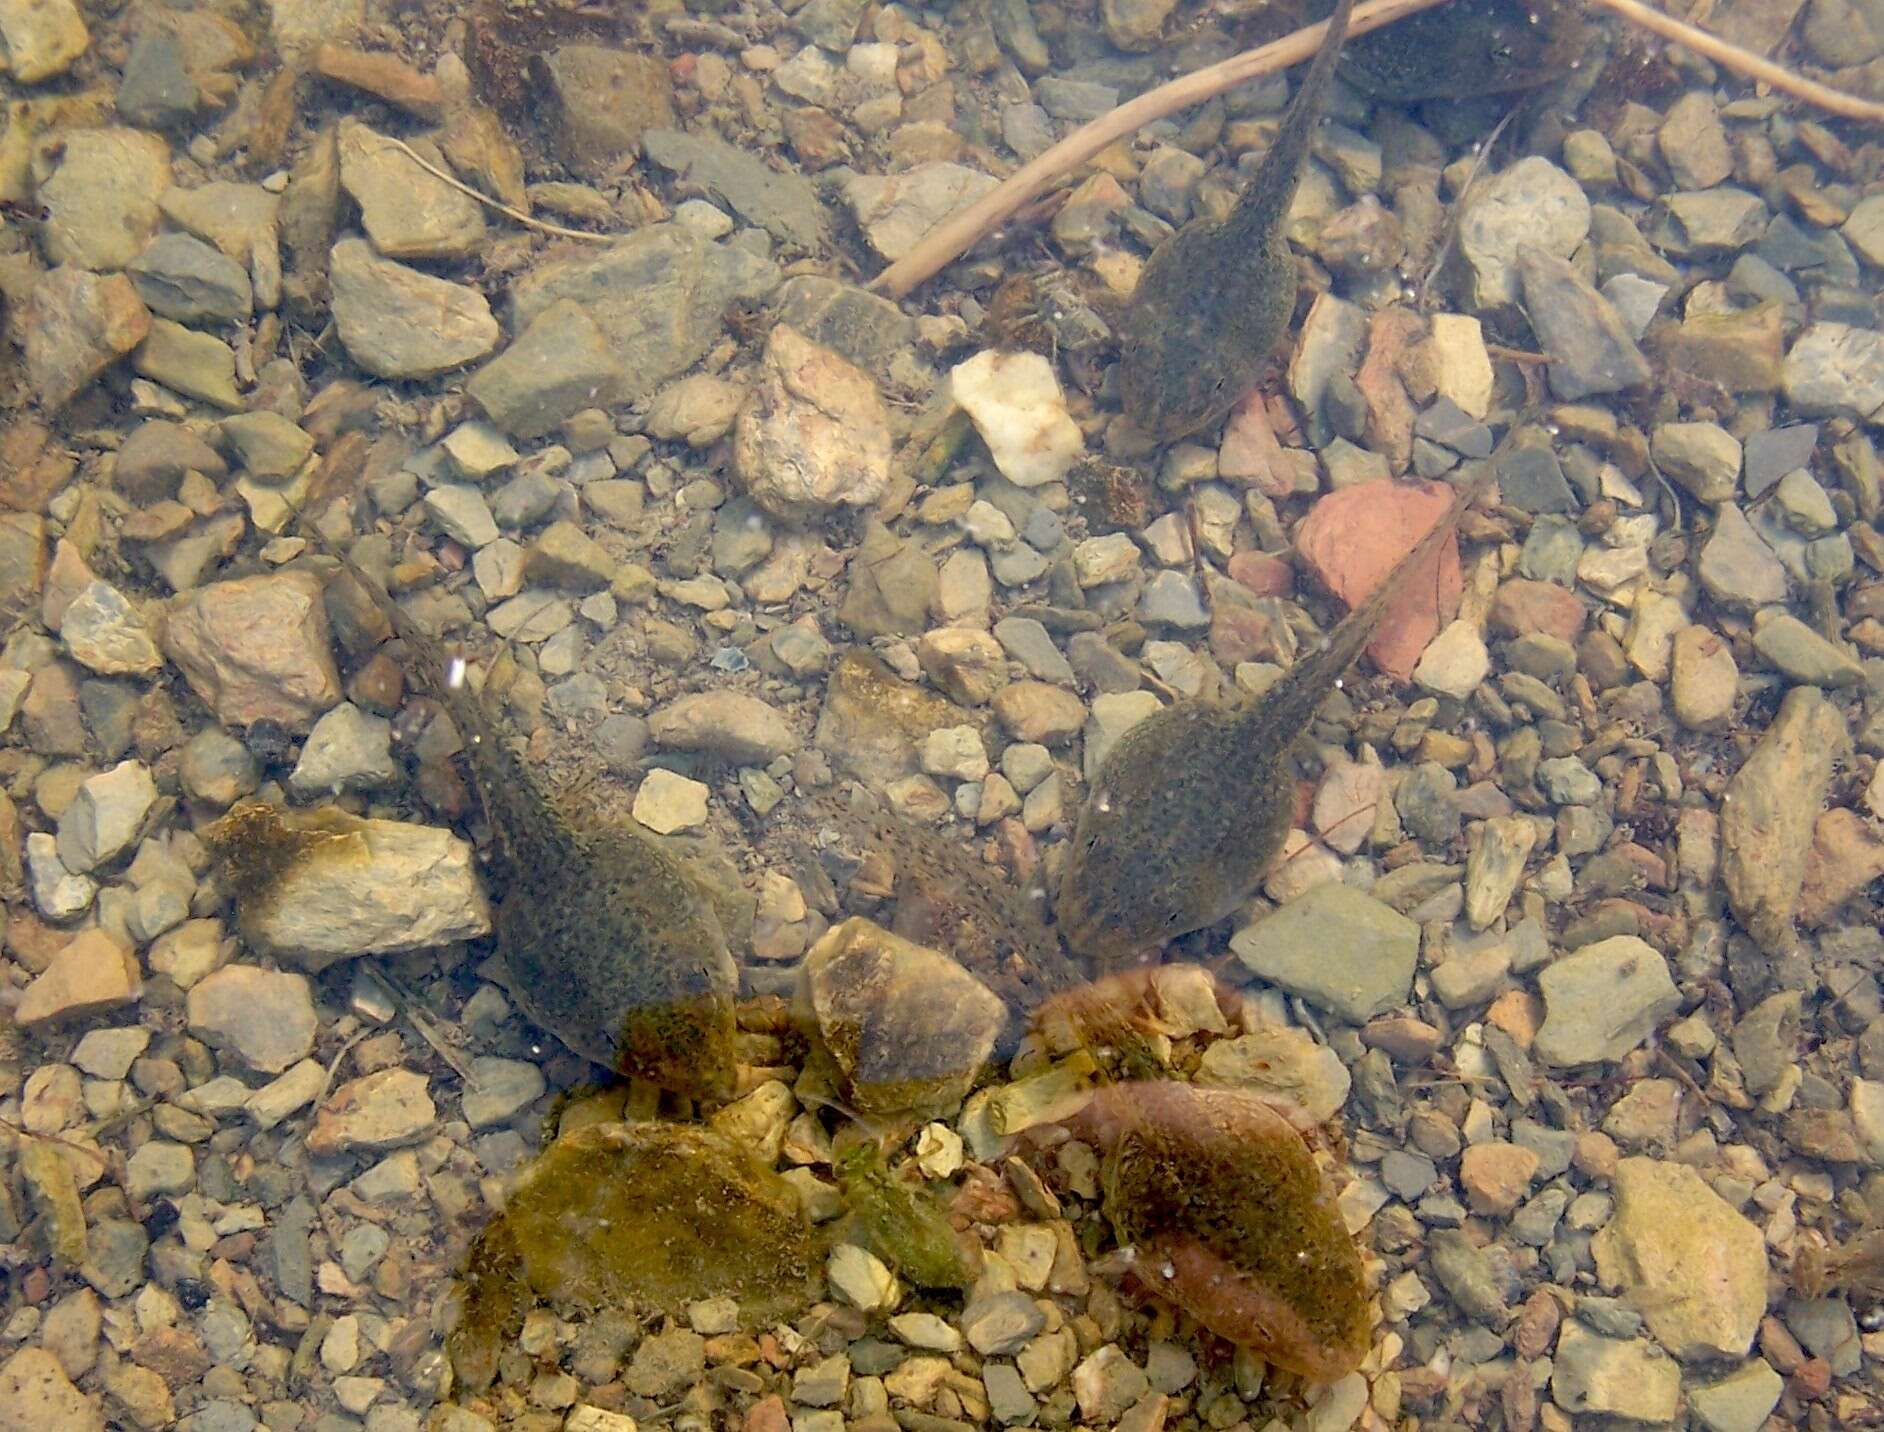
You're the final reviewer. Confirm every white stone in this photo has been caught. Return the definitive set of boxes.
[950,351,1084,488]
[827,1243,898,1312]
[1429,314,1494,419]
[1411,618,1490,699]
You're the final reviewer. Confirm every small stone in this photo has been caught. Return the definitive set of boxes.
[461,1056,547,1128]
[162,571,342,731]
[1783,322,1884,420]
[41,128,170,271]
[1670,626,1738,730]
[1751,609,1866,688]
[13,928,139,1027]
[633,769,710,835]
[1412,618,1489,699]
[1533,936,1680,1066]
[1459,1142,1539,1216]
[843,161,998,261]
[1658,92,1732,189]
[1463,815,1536,930]
[1458,157,1590,309]
[55,760,156,874]
[992,681,1086,746]
[1231,882,1419,1023]
[964,1291,1047,1356]
[649,691,795,765]
[1698,504,1789,611]
[24,268,150,414]
[1652,422,1740,503]
[306,1068,435,1155]
[1073,1346,1151,1424]
[1550,1322,1680,1422]
[186,964,317,1074]
[329,238,500,380]
[0,1347,101,1432]
[1519,247,1652,400]
[951,351,1084,488]
[128,233,252,324]
[827,1244,898,1312]
[733,325,891,521]
[288,702,398,795]
[1687,1361,1784,1432]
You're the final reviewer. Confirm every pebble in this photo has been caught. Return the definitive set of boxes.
[162,570,342,731]
[41,127,171,271]
[1782,321,1884,420]
[844,161,999,260]
[1550,1321,1680,1423]
[0,1347,100,1432]
[962,1292,1046,1356]
[55,760,156,874]
[1231,882,1419,1023]
[649,691,795,764]
[186,964,317,1074]
[992,681,1085,746]
[306,1069,435,1155]
[1721,686,1846,952]
[1458,1142,1540,1216]
[329,238,500,379]
[633,768,710,835]
[951,351,1084,488]
[828,1245,898,1312]
[13,927,139,1027]
[288,701,398,795]
[1750,609,1866,688]
[1687,1360,1784,1432]
[1518,247,1653,399]
[1457,157,1590,308]
[1651,421,1740,503]
[24,270,149,415]
[733,326,891,520]
[1670,625,1738,730]
[1411,618,1488,699]
[1532,935,1680,1066]
[1698,504,1789,610]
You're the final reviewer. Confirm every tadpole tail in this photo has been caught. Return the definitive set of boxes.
[1249,471,1489,742]
[1223,0,1357,250]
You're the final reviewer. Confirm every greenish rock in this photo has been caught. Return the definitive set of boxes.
[1751,610,1865,688]
[838,520,939,638]
[466,299,620,440]
[450,1122,819,1387]
[1533,935,1680,1066]
[132,318,242,410]
[1688,1361,1783,1432]
[218,412,313,480]
[1230,882,1419,1023]
[641,128,827,252]
[834,1137,979,1290]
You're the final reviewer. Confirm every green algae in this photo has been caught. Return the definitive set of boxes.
[1081,1083,1368,1380]
[450,1121,820,1389]
[833,1134,980,1291]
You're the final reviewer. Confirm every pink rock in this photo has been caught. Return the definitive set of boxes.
[1226,550,1294,599]
[1490,579,1588,643]
[1293,480,1462,679]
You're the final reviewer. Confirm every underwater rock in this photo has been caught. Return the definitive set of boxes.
[797,915,1007,1120]
[1069,1082,1369,1381]
[1316,0,1587,101]
[833,1136,980,1290]
[207,800,491,972]
[450,1122,819,1389]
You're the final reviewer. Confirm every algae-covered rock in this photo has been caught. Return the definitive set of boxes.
[833,1136,979,1290]
[1073,1082,1368,1380]
[797,916,1006,1120]
[451,1121,819,1387]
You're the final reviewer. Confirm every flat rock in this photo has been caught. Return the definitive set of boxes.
[288,701,399,795]
[1670,625,1738,730]
[163,570,342,730]
[733,324,890,521]
[127,232,252,323]
[1720,685,1846,952]
[466,298,621,440]
[1550,1322,1680,1422]
[307,1068,434,1154]
[186,963,317,1073]
[800,916,1006,1118]
[1751,609,1866,687]
[951,351,1084,488]
[1518,246,1653,399]
[13,928,140,1028]
[1698,503,1789,610]
[0,0,90,83]
[1457,156,1589,308]
[1230,882,1419,1023]
[61,579,161,676]
[0,1347,101,1432]
[1294,479,1463,679]
[1687,1361,1784,1432]
[216,804,491,971]
[843,162,999,261]
[642,127,827,251]
[329,238,499,379]
[23,268,150,413]
[1533,935,1680,1066]
[1783,321,1884,420]
[536,44,671,179]
[1591,1157,1768,1360]
[507,225,778,403]
[649,690,795,765]
[40,127,170,271]
[56,760,156,873]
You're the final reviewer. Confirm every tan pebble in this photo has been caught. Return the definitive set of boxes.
[1458,1141,1540,1216]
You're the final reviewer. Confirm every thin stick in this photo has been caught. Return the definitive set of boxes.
[369,133,615,244]
[870,0,1451,299]
[1586,0,1884,122]
[872,0,1884,300]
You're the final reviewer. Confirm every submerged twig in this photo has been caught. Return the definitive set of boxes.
[1585,0,1884,123]
[369,133,614,244]
[872,0,1884,300]
[870,0,1451,299]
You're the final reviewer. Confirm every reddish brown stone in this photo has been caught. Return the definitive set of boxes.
[1226,550,1294,598]
[1293,478,1463,679]
[1800,807,1884,926]
[1490,578,1588,643]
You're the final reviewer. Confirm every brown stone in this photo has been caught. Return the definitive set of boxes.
[23,268,151,412]
[1459,1141,1540,1215]
[312,43,444,120]
[13,929,141,1028]
[1226,551,1294,599]
[0,418,77,514]
[1799,806,1884,925]
[0,1347,102,1432]
[1294,479,1463,679]
[1490,578,1588,643]
[991,681,1086,746]
[161,570,342,730]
